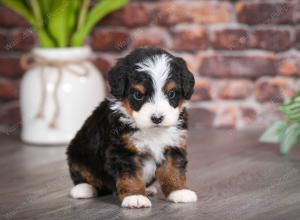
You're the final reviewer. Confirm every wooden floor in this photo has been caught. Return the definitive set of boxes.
[1,129,300,220]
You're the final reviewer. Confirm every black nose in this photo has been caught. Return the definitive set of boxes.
[151,115,164,124]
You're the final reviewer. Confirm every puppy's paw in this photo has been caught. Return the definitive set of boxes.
[146,185,157,196]
[121,195,152,208]
[167,189,197,203]
[70,183,97,199]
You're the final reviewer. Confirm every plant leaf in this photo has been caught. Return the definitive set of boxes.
[280,92,300,123]
[36,28,56,48]
[67,0,79,36]
[48,0,69,47]
[260,120,289,144]
[280,123,300,156]
[76,0,90,31]
[71,0,128,47]
[37,0,52,24]
[0,0,37,27]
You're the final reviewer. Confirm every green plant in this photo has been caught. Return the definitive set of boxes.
[260,92,300,156]
[0,0,128,48]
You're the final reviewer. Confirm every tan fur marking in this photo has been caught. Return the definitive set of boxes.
[156,157,186,196]
[116,170,146,200]
[70,164,102,188]
[133,84,145,94]
[122,134,138,153]
[164,81,176,92]
[122,99,133,116]
[178,97,185,110]
[179,136,187,148]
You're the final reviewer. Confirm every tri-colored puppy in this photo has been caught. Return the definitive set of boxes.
[66,48,197,208]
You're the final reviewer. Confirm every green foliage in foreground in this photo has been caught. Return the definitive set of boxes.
[260,92,300,156]
[0,0,128,47]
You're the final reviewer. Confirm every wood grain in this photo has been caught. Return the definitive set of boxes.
[1,129,300,220]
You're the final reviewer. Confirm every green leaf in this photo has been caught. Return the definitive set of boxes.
[260,120,289,143]
[67,0,79,36]
[37,0,52,24]
[48,0,69,47]
[280,92,300,123]
[280,123,300,156]
[0,0,37,27]
[76,0,90,31]
[71,0,128,47]
[36,28,56,48]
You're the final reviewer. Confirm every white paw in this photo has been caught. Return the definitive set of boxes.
[121,195,152,208]
[167,189,197,203]
[146,185,157,196]
[70,183,97,199]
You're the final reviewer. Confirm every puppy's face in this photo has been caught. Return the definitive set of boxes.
[109,48,195,129]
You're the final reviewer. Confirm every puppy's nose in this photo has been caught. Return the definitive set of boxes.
[151,115,164,124]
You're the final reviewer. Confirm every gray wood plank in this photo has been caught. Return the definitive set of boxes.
[1,129,300,220]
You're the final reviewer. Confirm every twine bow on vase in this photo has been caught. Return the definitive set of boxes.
[21,53,90,129]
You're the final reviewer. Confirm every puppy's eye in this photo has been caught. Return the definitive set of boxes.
[133,91,144,101]
[167,90,176,99]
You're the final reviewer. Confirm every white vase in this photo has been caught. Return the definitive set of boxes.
[20,47,105,145]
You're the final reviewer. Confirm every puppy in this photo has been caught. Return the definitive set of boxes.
[66,48,197,208]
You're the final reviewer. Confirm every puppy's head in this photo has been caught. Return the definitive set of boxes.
[108,48,195,129]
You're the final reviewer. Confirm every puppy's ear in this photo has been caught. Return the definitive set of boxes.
[176,57,195,100]
[108,60,128,99]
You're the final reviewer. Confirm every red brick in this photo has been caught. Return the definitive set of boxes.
[198,53,276,78]
[0,55,23,78]
[189,107,215,128]
[236,2,294,25]
[191,79,211,102]
[214,106,237,129]
[255,77,296,103]
[0,30,7,51]
[154,2,191,26]
[295,1,300,23]
[296,28,300,49]
[0,103,20,128]
[154,2,233,26]
[257,104,284,127]
[253,29,292,52]
[240,106,257,126]
[171,26,209,52]
[0,79,19,101]
[189,2,233,24]
[100,3,151,28]
[277,54,300,77]
[92,57,111,78]
[0,6,28,28]
[132,28,166,49]
[218,80,254,100]
[212,28,251,50]
[7,28,36,52]
[91,29,130,51]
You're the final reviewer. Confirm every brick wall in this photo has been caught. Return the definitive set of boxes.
[0,0,299,133]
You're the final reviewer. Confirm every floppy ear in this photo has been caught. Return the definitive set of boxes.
[176,57,195,100]
[108,60,128,99]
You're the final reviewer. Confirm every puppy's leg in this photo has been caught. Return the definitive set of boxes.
[116,170,151,208]
[69,163,111,199]
[156,148,197,203]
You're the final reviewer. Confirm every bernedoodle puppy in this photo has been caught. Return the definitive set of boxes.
[66,47,197,208]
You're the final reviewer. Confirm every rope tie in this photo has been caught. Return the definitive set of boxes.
[21,53,90,128]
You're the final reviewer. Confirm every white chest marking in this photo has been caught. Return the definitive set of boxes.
[142,159,156,184]
[130,127,187,163]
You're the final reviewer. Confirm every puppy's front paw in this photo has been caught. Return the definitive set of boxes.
[167,189,197,203]
[121,195,152,208]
